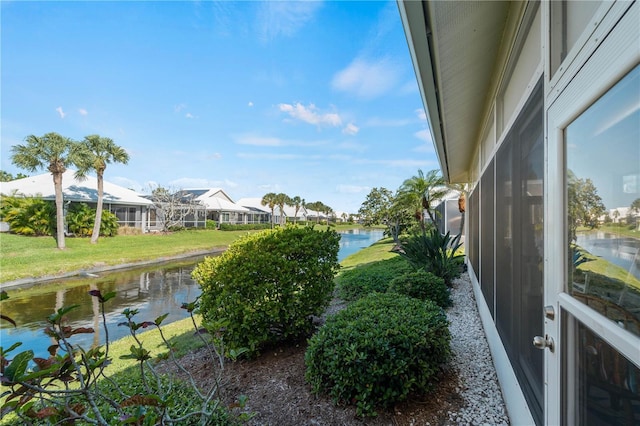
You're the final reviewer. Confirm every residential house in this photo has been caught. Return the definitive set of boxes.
[179,188,250,226]
[399,1,639,424]
[0,170,154,232]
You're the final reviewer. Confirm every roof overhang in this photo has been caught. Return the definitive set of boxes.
[398,1,512,183]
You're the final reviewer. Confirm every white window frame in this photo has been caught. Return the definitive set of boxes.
[544,2,640,424]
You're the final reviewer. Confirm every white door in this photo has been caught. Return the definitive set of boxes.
[545,3,640,424]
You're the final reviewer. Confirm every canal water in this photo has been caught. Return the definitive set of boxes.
[576,232,640,281]
[0,229,385,359]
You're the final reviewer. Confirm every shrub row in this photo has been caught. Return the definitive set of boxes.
[0,195,118,237]
[215,222,271,231]
[305,293,451,417]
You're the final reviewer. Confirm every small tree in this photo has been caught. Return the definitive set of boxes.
[358,187,412,246]
[150,186,203,232]
[397,169,447,233]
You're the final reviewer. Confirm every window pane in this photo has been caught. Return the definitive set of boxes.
[563,315,640,425]
[566,65,640,338]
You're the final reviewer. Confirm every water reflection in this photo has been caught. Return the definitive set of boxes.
[576,233,640,281]
[1,257,207,360]
[0,229,384,359]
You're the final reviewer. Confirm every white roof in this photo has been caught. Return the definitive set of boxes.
[236,197,271,213]
[183,188,250,212]
[0,170,153,206]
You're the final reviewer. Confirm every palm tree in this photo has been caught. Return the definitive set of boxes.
[288,196,304,224]
[10,132,76,249]
[74,135,129,243]
[323,204,333,225]
[261,192,278,228]
[306,201,323,224]
[397,169,447,233]
[274,193,291,226]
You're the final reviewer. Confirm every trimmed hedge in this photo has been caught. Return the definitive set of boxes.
[193,226,341,357]
[387,270,451,308]
[305,293,451,417]
[335,256,412,301]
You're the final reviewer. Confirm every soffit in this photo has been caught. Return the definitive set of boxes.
[401,1,511,183]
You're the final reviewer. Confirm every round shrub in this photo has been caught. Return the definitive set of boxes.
[305,293,451,417]
[193,226,340,357]
[387,270,451,307]
[336,256,412,301]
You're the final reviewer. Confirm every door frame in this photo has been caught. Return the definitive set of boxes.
[544,2,640,424]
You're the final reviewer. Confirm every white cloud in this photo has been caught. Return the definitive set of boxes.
[337,184,370,194]
[78,108,88,116]
[342,123,359,135]
[257,1,322,42]
[332,58,401,99]
[56,107,66,119]
[185,113,194,119]
[234,133,328,147]
[248,101,254,107]
[416,109,427,121]
[278,103,342,127]
[174,103,186,113]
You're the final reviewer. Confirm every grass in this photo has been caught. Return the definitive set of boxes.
[0,230,245,283]
[594,224,640,239]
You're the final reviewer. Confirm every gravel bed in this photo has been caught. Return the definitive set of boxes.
[446,274,510,425]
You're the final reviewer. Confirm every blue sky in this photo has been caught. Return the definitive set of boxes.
[1,1,438,214]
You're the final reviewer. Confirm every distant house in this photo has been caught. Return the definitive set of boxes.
[179,189,250,225]
[0,170,154,231]
[235,198,281,225]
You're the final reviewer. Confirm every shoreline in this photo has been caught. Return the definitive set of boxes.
[0,248,226,290]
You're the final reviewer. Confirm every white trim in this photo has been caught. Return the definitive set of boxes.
[545,2,640,423]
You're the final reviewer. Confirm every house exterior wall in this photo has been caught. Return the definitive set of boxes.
[406,1,640,424]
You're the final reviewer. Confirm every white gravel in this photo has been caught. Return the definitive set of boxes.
[446,274,510,425]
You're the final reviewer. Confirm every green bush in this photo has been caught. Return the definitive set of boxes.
[193,226,341,357]
[217,222,271,231]
[387,270,451,307]
[305,293,451,417]
[66,203,119,237]
[399,229,464,285]
[336,256,412,301]
[0,194,55,236]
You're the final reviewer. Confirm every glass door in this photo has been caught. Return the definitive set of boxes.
[547,61,640,425]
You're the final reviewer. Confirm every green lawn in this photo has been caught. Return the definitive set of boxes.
[0,224,374,283]
[0,230,247,283]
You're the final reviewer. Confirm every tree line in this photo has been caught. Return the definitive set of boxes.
[260,193,337,228]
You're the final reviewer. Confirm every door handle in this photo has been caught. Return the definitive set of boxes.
[533,334,555,352]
